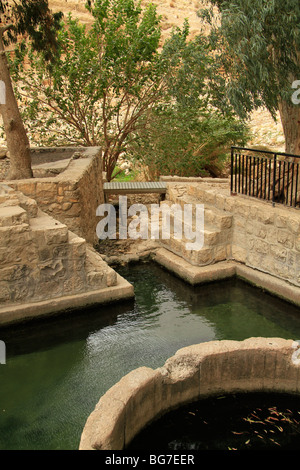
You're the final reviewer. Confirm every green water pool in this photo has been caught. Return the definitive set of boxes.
[0,262,300,450]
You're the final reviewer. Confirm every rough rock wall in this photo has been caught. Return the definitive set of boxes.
[50,0,93,25]
[48,0,206,41]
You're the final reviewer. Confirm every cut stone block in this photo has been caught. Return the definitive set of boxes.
[0,206,28,227]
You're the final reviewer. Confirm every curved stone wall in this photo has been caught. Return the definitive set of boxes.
[79,337,300,450]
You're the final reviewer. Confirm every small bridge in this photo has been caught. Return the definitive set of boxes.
[103,181,167,202]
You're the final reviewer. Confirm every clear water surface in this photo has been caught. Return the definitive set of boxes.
[0,262,300,450]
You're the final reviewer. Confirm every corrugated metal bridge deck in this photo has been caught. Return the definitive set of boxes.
[103,181,167,201]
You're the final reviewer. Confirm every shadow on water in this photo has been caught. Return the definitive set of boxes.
[2,261,300,358]
[0,298,135,358]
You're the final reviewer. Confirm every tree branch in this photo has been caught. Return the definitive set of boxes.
[0,24,14,37]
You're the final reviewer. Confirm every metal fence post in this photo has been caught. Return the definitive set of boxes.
[230,147,234,195]
[272,153,277,207]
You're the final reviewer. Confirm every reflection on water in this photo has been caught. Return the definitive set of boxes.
[0,262,299,450]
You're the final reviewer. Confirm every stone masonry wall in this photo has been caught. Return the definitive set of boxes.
[228,197,300,287]
[187,184,300,288]
[8,147,104,245]
[0,184,117,310]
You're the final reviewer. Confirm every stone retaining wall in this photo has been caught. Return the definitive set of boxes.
[186,183,300,288]
[79,337,300,450]
[7,147,103,245]
[0,184,133,325]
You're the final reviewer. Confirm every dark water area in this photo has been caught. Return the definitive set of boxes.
[128,392,300,451]
[0,262,299,450]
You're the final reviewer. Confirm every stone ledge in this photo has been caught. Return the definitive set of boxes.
[154,248,236,284]
[160,176,229,184]
[154,248,300,307]
[235,264,300,308]
[6,146,104,244]
[0,273,134,327]
[79,337,300,450]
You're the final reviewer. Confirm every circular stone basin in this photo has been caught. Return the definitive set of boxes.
[79,337,300,450]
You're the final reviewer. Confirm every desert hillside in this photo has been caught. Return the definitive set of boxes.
[49,0,207,38]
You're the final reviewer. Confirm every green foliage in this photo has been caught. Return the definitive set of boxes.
[10,0,249,181]
[0,0,62,60]
[128,26,249,179]
[199,0,300,119]
[129,106,249,179]
[11,16,103,145]
[111,165,137,182]
[10,0,167,181]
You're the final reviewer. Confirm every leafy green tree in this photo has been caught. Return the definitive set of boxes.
[0,0,62,179]
[129,107,248,179]
[129,29,249,178]
[12,0,171,181]
[12,3,248,181]
[200,0,300,155]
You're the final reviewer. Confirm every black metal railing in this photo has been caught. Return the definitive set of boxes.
[231,146,300,208]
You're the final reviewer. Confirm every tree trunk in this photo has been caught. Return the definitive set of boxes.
[278,99,300,156]
[277,98,300,206]
[0,30,32,180]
